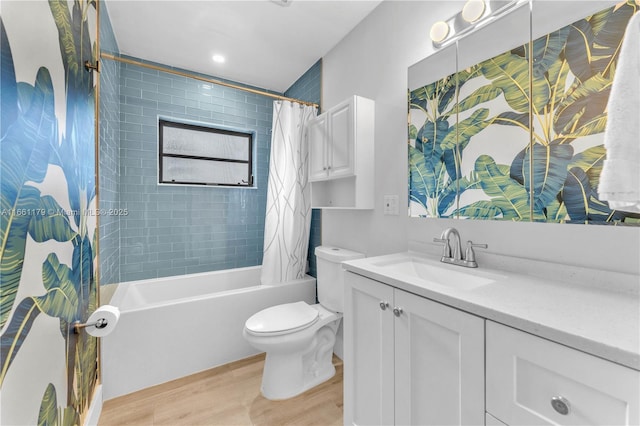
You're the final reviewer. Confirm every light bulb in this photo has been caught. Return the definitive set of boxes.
[462,0,486,23]
[430,21,450,43]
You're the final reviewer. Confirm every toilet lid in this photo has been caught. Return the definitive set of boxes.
[245,301,319,334]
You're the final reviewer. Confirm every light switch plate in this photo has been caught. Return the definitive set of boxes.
[383,195,399,215]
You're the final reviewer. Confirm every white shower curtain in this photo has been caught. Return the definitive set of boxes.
[261,100,317,285]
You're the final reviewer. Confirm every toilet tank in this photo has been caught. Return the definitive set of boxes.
[315,246,365,312]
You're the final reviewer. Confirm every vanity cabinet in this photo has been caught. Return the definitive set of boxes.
[486,321,640,426]
[344,271,485,426]
[308,96,374,209]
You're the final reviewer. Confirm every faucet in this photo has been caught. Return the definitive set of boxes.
[433,227,487,268]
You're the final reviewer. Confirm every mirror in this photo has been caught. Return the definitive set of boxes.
[408,0,640,225]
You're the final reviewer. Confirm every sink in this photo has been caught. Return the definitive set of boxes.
[370,255,500,291]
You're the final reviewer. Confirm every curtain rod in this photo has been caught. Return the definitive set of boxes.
[100,52,319,108]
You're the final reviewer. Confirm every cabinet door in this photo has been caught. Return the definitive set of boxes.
[308,113,328,181]
[327,99,354,179]
[394,289,485,426]
[344,272,395,426]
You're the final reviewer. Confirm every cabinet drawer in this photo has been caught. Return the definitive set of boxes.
[486,321,639,426]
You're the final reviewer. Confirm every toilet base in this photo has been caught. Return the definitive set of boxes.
[260,320,340,400]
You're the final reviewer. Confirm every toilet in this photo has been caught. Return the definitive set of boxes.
[243,246,364,400]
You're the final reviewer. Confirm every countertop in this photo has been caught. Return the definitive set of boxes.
[342,248,640,371]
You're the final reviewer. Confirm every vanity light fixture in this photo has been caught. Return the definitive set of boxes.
[430,21,450,44]
[430,0,521,47]
[462,0,487,23]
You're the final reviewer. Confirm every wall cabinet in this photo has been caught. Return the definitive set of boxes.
[486,321,640,426]
[308,96,374,209]
[344,272,485,425]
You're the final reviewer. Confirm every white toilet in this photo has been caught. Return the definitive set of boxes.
[243,246,364,400]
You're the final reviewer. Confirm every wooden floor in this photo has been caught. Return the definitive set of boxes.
[98,354,343,426]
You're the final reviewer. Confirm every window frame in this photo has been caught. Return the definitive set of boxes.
[158,119,254,187]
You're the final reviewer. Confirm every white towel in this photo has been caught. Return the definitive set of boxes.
[599,12,640,213]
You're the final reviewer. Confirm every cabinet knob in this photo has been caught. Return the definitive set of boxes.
[551,396,571,415]
[379,301,389,311]
[393,307,403,317]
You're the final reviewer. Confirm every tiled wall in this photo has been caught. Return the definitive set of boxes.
[284,60,323,277]
[99,5,120,285]
[117,57,275,282]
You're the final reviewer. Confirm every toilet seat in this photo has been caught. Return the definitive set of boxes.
[245,301,319,336]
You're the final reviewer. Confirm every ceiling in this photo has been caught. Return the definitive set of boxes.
[105,0,383,93]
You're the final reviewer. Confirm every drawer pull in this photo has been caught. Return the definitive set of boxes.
[551,396,571,415]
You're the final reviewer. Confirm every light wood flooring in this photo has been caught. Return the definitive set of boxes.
[98,354,343,426]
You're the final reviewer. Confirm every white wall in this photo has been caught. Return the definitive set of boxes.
[322,0,640,276]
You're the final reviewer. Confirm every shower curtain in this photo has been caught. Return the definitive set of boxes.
[261,101,317,285]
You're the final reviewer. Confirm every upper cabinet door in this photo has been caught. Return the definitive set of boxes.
[308,114,329,181]
[327,98,354,179]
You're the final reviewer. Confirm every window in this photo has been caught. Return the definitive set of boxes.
[159,120,254,187]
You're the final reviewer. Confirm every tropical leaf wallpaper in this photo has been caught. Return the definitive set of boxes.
[1,0,98,424]
[409,1,640,224]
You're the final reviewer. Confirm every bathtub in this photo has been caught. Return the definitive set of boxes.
[101,266,316,400]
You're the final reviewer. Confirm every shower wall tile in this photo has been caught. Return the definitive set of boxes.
[117,56,275,282]
[99,5,121,286]
[284,59,323,278]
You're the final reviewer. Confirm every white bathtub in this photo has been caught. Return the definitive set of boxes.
[101,266,316,400]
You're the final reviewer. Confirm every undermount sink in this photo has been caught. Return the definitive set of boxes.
[370,255,501,291]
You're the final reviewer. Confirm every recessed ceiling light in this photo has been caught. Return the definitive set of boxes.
[212,54,225,64]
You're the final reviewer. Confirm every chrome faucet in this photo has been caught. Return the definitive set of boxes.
[433,227,487,268]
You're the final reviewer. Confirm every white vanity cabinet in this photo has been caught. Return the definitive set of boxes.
[486,321,640,426]
[308,96,374,209]
[344,271,485,426]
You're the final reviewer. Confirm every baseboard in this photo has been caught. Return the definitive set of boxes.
[84,384,103,426]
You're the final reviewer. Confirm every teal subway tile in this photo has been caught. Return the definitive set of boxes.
[157,85,186,97]
[120,122,142,133]
[124,113,155,126]
[121,68,142,81]
[140,124,157,135]
[119,104,142,115]
[157,267,186,279]
[170,79,191,90]
[142,90,172,103]
[197,102,224,113]
[170,97,199,108]
[126,78,158,92]
[121,156,142,168]
[222,89,245,101]
[185,107,212,119]
[142,74,172,86]
[121,263,143,274]
[157,102,186,114]
[120,86,142,98]
[125,96,157,108]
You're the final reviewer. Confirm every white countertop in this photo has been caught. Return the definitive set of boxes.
[342,249,640,371]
